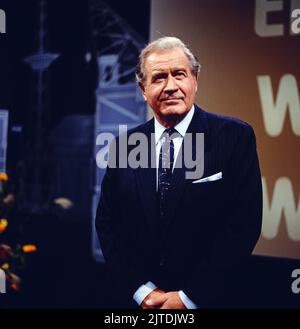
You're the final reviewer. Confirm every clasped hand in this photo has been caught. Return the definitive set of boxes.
[141,288,186,309]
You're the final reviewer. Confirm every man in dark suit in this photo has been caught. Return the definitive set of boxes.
[96,37,262,309]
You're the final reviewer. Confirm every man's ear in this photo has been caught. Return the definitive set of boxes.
[139,82,147,101]
[194,73,199,92]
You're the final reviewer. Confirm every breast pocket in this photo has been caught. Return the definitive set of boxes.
[188,179,224,202]
[180,178,226,235]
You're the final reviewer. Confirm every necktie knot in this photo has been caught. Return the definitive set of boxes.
[163,127,178,139]
[165,127,176,134]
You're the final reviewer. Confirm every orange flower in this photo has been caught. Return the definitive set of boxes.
[1,262,9,270]
[0,172,8,182]
[0,218,8,233]
[22,244,37,253]
[54,197,73,210]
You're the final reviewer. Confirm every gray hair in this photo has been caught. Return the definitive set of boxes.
[136,36,201,85]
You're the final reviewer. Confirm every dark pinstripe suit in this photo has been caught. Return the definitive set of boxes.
[96,105,262,307]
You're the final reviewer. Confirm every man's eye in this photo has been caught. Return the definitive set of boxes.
[175,71,186,77]
[153,75,165,82]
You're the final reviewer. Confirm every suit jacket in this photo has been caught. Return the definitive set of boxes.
[96,105,262,308]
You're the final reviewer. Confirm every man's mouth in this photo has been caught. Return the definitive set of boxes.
[161,98,182,104]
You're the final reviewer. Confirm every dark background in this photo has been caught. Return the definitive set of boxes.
[0,0,299,308]
[0,0,150,308]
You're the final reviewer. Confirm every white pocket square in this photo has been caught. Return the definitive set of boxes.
[192,172,222,184]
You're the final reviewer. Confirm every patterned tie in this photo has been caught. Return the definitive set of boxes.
[158,127,178,219]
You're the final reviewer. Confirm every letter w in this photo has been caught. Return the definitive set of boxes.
[176,314,189,324]
[262,177,300,241]
[257,75,300,136]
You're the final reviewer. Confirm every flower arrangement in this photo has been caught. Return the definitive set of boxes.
[0,172,37,292]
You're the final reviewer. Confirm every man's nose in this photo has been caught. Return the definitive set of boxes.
[164,76,178,92]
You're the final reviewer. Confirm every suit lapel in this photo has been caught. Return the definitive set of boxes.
[163,106,210,229]
[134,119,160,238]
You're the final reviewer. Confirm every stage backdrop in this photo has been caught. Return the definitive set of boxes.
[150,0,300,259]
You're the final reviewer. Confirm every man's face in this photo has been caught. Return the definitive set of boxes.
[140,48,198,123]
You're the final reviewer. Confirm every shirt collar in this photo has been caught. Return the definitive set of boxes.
[154,105,195,145]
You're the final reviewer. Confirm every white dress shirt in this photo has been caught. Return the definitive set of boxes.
[133,106,198,309]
